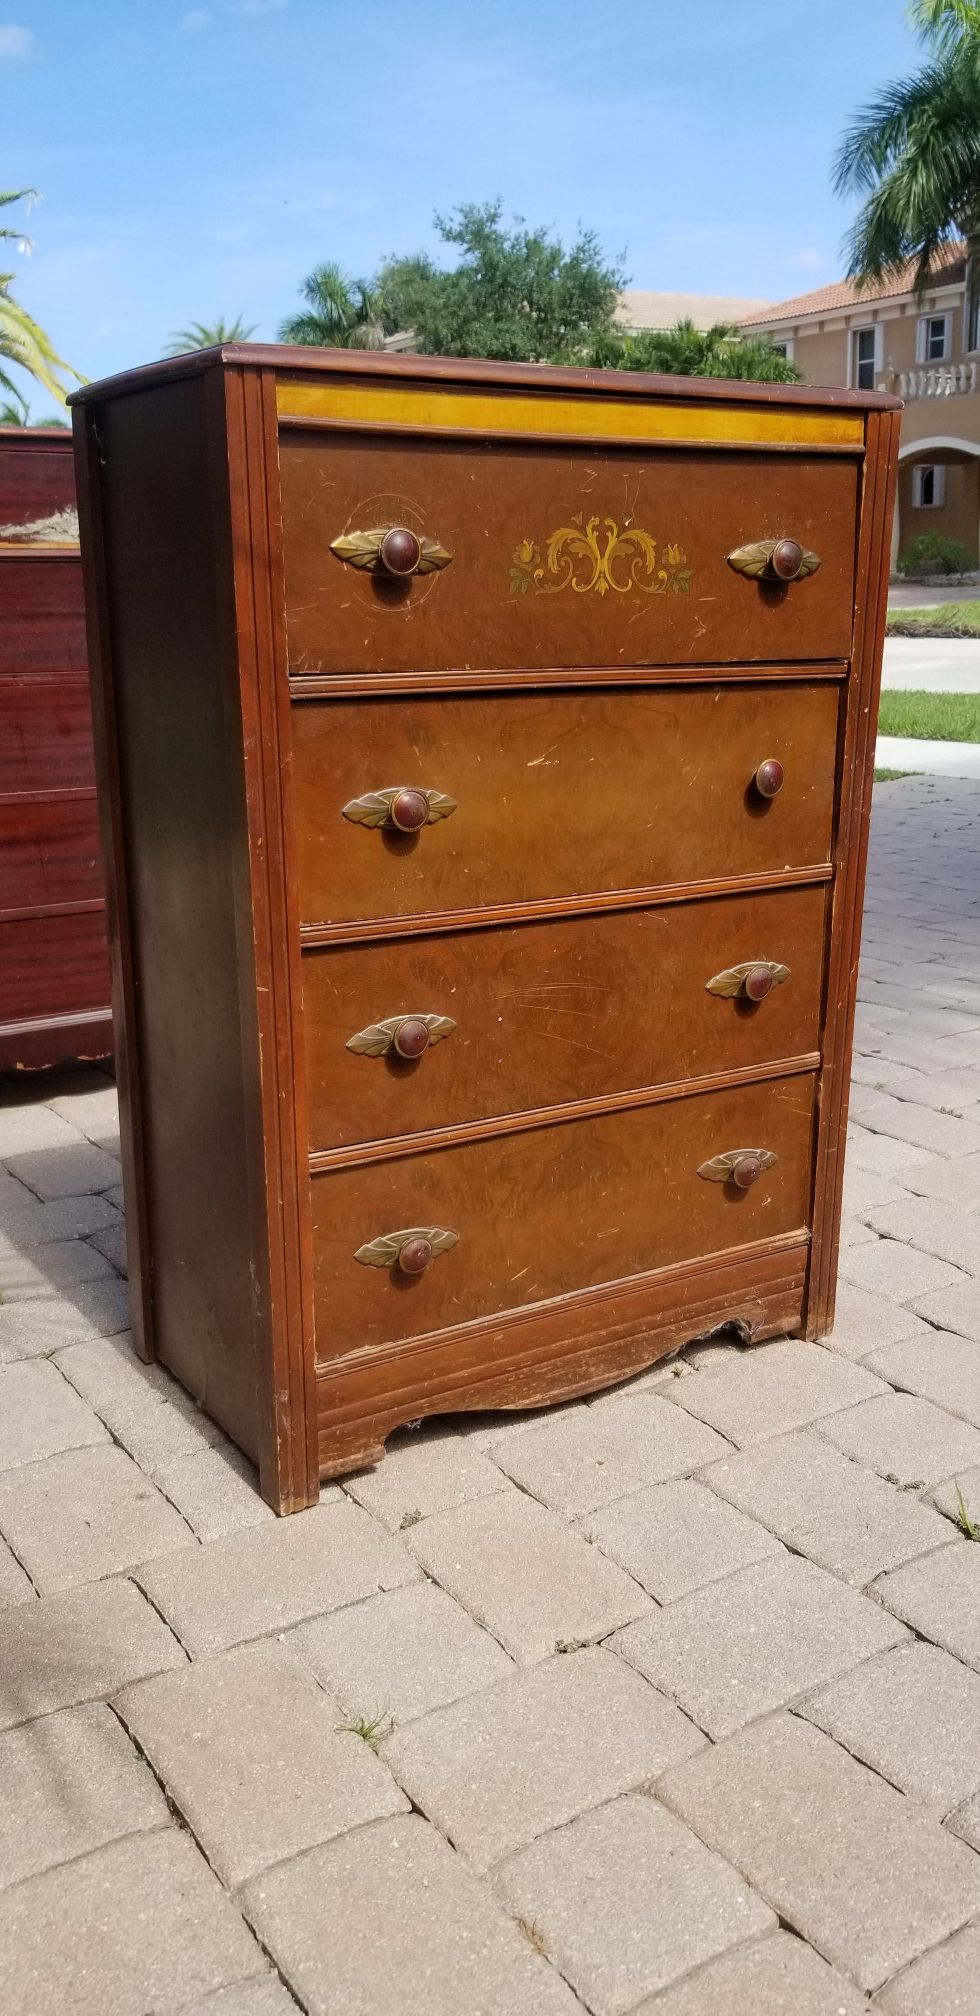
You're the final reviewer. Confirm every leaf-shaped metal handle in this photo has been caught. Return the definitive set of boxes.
[330,526,453,578]
[341,786,458,832]
[698,1148,778,1189]
[726,537,821,583]
[346,1013,457,1059]
[354,1226,459,1273]
[706,961,790,1002]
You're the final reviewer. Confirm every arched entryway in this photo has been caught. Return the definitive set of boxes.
[894,436,980,573]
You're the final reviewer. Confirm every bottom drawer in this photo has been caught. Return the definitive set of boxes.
[311,1073,816,1360]
[0,909,110,1027]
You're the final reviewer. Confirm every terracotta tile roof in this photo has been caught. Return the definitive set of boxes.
[617,290,771,332]
[740,248,967,327]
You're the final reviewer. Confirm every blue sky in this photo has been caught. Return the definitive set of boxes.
[6,0,919,416]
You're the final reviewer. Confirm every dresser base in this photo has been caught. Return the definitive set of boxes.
[314,1234,808,1481]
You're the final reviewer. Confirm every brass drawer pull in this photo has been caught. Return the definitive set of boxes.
[347,1013,456,1059]
[342,786,458,832]
[330,525,453,578]
[727,537,821,583]
[706,961,790,1003]
[698,1148,778,1189]
[354,1225,459,1274]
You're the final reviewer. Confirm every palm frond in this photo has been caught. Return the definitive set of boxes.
[0,286,84,403]
[164,316,257,355]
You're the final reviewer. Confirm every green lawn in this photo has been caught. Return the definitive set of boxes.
[877,689,980,742]
[886,599,980,638]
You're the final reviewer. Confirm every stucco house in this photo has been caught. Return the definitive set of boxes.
[742,250,980,568]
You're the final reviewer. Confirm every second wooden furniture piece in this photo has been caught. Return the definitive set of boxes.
[0,426,111,1071]
[72,349,900,1512]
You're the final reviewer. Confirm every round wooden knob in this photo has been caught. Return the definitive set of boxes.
[732,1154,764,1190]
[394,1017,431,1059]
[770,538,805,582]
[754,758,784,800]
[397,1235,432,1275]
[379,527,422,577]
[743,966,774,1003]
[389,788,429,832]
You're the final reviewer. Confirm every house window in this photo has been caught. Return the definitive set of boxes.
[917,312,951,362]
[851,326,877,389]
[912,464,947,508]
[769,336,794,361]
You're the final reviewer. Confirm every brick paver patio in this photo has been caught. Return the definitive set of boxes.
[1,773,979,2014]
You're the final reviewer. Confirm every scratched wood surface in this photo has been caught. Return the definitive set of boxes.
[72,353,899,1508]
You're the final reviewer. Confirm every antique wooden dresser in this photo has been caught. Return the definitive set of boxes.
[0,427,111,1071]
[72,350,900,1512]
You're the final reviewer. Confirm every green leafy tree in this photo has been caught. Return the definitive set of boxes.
[164,315,257,355]
[277,264,388,349]
[835,0,980,295]
[376,201,625,363]
[0,189,82,413]
[593,318,802,382]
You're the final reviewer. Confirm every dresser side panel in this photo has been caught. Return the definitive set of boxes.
[79,375,269,1465]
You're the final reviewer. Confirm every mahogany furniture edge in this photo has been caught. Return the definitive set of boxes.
[802,405,902,1337]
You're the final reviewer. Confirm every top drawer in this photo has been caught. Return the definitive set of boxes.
[279,433,859,675]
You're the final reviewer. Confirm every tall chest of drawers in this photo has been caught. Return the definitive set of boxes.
[72,350,900,1513]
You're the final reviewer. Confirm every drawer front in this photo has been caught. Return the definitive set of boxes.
[0,439,75,527]
[303,885,827,1151]
[0,680,97,796]
[0,798,104,909]
[292,683,839,927]
[0,909,110,1024]
[280,433,858,673]
[0,558,88,681]
[311,1074,815,1359]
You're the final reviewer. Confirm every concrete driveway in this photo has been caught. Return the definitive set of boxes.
[882,637,980,694]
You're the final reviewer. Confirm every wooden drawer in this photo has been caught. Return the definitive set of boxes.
[310,1072,816,1359]
[0,558,88,681]
[0,797,104,910]
[0,909,110,1026]
[303,883,827,1151]
[292,682,839,928]
[280,433,858,673]
[0,680,97,796]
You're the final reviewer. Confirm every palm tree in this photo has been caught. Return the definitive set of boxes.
[835,0,980,303]
[611,319,802,383]
[0,189,82,411]
[0,389,29,425]
[277,263,388,349]
[164,315,257,356]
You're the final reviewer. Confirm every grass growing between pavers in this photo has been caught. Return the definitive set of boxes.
[887,599,980,638]
[874,769,918,782]
[877,691,980,743]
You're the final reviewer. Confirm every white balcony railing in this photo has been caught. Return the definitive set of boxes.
[897,361,978,398]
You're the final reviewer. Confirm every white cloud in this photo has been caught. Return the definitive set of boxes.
[180,9,212,28]
[0,24,33,59]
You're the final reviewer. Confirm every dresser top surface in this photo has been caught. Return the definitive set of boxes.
[69,342,903,416]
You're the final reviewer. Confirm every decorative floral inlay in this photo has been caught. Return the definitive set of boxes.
[509,516,691,599]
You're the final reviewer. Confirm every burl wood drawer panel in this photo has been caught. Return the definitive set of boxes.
[303,884,828,1151]
[0,798,103,910]
[0,680,98,796]
[310,1073,816,1359]
[279,434,858,673]
[292,682,839,927]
